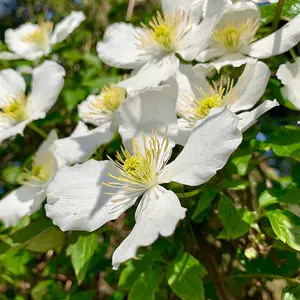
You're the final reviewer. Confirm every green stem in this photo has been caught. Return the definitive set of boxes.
[176,188,203,199]
[28,123,48,138]
[289,48,298,61]
[222,273,300,283]
[272,0,285,31]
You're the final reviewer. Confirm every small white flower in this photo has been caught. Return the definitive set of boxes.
[0,11,85,61]
[171,62,279,145]
[46,108,242,269]
[276,57,300,110]
[0,131,66,227]
[97,0,226,92]
[197,1,300,70]
[0,60,65,145]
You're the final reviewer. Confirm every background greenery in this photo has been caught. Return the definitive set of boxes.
[0,0,299,299]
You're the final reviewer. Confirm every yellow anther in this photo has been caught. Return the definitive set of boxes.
[212,18,259,51]
[21,21,53,50]
[194,94,222,119]
[123,156,145,177]
[137,10,188,51]
[90,84,125,115]
[0,95,27,121]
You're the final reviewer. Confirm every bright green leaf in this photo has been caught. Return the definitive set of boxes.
[282,283,300,300]
[192,188,217,220]
[67,232,98,283]
[267,209,300,251]
[128,267,159,300]
[166,252,206,300]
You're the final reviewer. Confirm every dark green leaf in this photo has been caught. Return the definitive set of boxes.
[192,188,217,220]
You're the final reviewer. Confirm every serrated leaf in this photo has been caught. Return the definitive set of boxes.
[67,232,98,283]
[166,252,206,300]
[218,195,254,239]
[267,209,300,251]
[128,267,159,300]
[282,283,300,300]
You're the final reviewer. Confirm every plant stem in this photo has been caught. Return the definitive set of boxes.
[222,273,300,283]
[28,123,48,138]
[176,188,203,199]
[272,0,285,31]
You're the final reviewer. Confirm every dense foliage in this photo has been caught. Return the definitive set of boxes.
[0,0,299,299]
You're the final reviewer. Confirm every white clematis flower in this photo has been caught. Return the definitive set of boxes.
[46,109,242,269]
[97,0,227,92]
[0,11,85,61]
[0,60,65,145]
[0,131,66,227]
[54,84,125,165]
[172,62,279,145]
[276,57,300,110]
[196,1,300,70]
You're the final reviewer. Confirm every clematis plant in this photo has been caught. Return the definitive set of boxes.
[171,61,279,145]
[97,0,227,92]
[196,1,300,70]
[276,57,300,111]
[0,11,85,61]
[0,131,66,227]
[0,60,65,145]
[45,108,242,269]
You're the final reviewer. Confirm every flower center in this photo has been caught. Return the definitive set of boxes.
[20,22,53,51]
[194,94,222,119]
[137,10,187,51]
[105,130,171,194]
[179,78,234,124]
[90,85,125,115]
[0,95,27,122]
[23,164,51,185]
[212,18,259,51]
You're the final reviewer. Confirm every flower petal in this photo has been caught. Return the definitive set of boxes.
[244,14,300,59]
[117,86,178,148]
[229,61,270,113]
[196,47,227,62]
[50,11,85,45]
[27,60,65,115]
[54,123,114,165]
[175,64,210,115]
[0,68,25,104]
[5,23,47,60]
[0,51,22,60]
[237,100,279,132]
[97,23,150,69]
[198,53,257,71]
[175,118,193,146]
[0,186,44,228]
[161,109,242,186]
[112,185,186,269]
[117,54,180,93]
[276,58,300,110]
[46,160,137,232]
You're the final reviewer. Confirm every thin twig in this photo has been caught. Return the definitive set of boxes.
[28,123,48,139]
[272,0,285,31]
[126,0,136,21]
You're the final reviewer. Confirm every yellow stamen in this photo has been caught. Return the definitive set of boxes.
[137,10,188,51]
[20,21,53,51]
[180,77,234,123]
[89,84,125,116]
[0,95,27,121]
[105,130,171,193]
[212,18,259,51]
[23,164,50,185]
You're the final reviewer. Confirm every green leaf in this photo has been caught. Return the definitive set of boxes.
[261,0,300,21]
[69,290,96,300]
[220,179,249,190]
[231,149,252,176]
[259,187,300,208]
[266,209,300,251]
[192,188,217,220]
[67,232,98,283]
[82,76,121,89]
[282,283,300,300]
[166,252,206,300]
[31,280,64,300]
[218,195,254,239]
[269,126,300,161]
[128,267,159,300]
